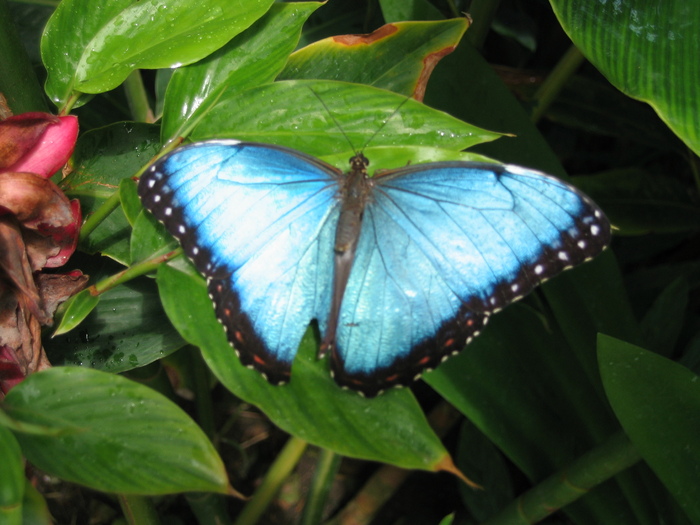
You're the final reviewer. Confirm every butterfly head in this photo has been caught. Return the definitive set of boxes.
[349,153,370,173]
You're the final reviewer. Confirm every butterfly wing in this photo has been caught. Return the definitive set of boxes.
[328,162,610,396]
[139,140,340,384]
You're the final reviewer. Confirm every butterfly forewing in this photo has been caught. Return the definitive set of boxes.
[139,141,341,384]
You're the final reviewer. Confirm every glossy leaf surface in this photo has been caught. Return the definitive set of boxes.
[156,263,452,472]
[41,0,274,109]
[551,0,700,154]
[191,79,501,170]
[5,367,229,495]
[65,122,161,265]
[47,273,184,373]
[280,19,468,98]
[161,1,320,142]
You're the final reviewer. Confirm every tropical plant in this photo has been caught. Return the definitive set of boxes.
[0,0,698,524]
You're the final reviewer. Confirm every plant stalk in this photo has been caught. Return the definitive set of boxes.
[483,432,641,525]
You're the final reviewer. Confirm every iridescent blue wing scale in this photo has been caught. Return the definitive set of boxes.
[138,141,340,385]
[328,162,610,396]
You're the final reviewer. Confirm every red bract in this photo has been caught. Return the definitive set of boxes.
[0,112,87,396]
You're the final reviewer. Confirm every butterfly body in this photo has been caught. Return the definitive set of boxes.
[139,140,610,397]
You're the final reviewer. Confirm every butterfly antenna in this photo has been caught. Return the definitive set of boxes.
[309,86,413,153]
[358,94,412,152]
[309,87,358,153]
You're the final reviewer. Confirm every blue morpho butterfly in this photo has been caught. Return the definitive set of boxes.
[138,104,610,398]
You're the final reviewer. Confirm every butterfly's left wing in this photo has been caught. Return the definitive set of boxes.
[139,141,341,385]
[328,162,610,397]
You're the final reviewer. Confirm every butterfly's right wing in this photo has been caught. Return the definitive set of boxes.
[139,140,340,384]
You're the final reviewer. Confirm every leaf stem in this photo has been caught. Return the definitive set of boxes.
[79,190,123,243]
[124,70,155,123]
[300,448,341,525]
[531,45,585,124]
[233,436,308,525]
[465,0,503,50]
[483,432,640,525]
[118,494,160,525]
[91,248,183,295]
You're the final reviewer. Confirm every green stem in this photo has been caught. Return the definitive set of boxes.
[466,0,503,50]
[300,448,341,525]
[531,45,585,124]
[124,70,155,123]
[186,492,233,525]
[483,432,641,525]
[118,494,161,525]
[444,0,461,18]
[91,247,183,295]
[233,436,308,525]
[0,0,48,114]
[79,190,123,243]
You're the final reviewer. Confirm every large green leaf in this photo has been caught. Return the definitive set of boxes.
[550,0,700,155]
[280,19,468,98]
[47,271,185,373]
[599,335,700,523]
[426,304,616,481]
[0,425,24,525]
[156,263,453,473]
[191,79,501,170]
[5,367,229,495]
[41,0,274,109]
[64,122,162,265]
[574,168,700,236]
[161,1,321,143]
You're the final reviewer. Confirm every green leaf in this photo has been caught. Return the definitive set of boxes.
[320,145,496,172]
[5,367,229,495]
[550,0,700,155]
[46,272,185,373]
[129,210,179,265]
[280,19,468,97]
[192,79,501,169]
[573,169,700,236]
[545,76,686,154]
[119,177,142,226]
[0,425,24,525]
[19,482,51,525]
[52,288,100,336]
[424,31,566,174]
[161,1,321,142]
[426,304,613,481]
[41,0,275,109]
[422,30,656,522]
[379,0,444,22]
[599,335,700,523]
[66,122,161,265]
[156,263,451,472]
[456,420,513,522]
[640,277,688,357]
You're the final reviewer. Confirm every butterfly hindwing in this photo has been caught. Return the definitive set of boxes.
[139,140,340,384]
[329,162,610,396]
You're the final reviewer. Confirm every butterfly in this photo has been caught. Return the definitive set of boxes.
[138,140,610,397]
